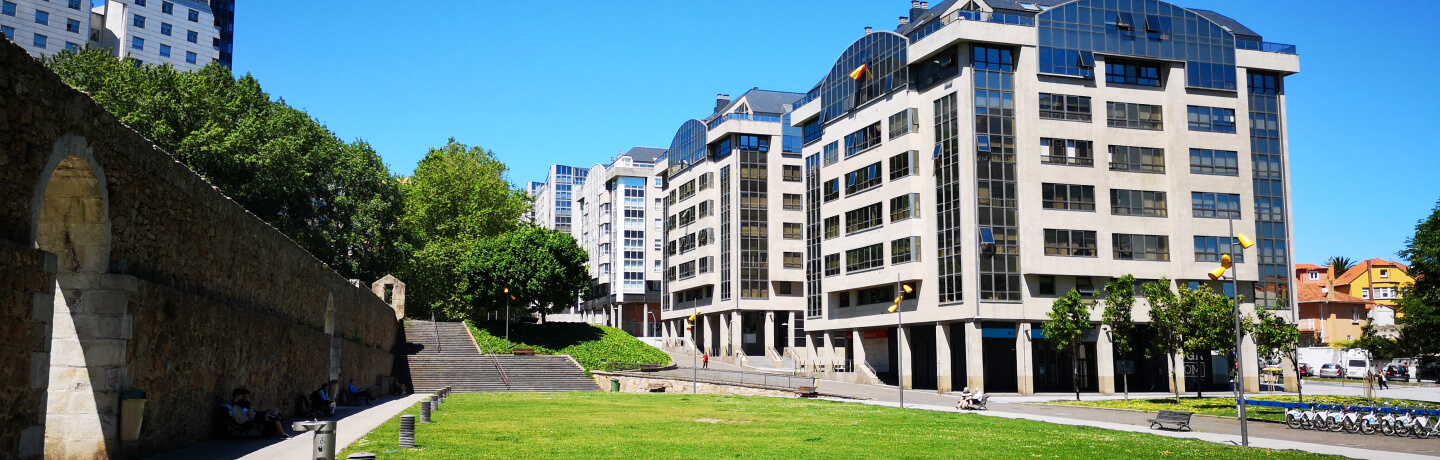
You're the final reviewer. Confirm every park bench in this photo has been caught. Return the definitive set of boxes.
[646,383,666,393]
[1147,410,1194,431]
[796,386,818,397]
[513,348,535,356]
[640,364,659,371]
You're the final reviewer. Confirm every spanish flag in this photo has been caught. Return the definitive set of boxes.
[848,63,872,80]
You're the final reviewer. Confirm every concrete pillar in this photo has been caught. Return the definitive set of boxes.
[641,305,649,338]
[965,321,985,390]
[718,313,731,357]
[822,331,836,372]
[787,312,797,357]
[1016,322,1034,395]
[1097,326,1116,395]
[936,323,953,393]
[851,330,868,380]
[804,332,819,371]
[763,311,776,357]
[731,311,743,357]
[701,314,712,355]
[614,304,623,331]
[1242,331,1260,393]
[898,325,913,390]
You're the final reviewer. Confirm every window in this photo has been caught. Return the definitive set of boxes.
[698,257,712,274]
[803,121,824,146]
[1195,236,1245,263]
[1113,234,1170,261]
[783,165,802,182]
[1038,276,1055,296]
[33,33,47,49]
[1042,183,1095,211]
[1038,93,1091,122]
[69,0,83,10]
[1106,102,1163,130]
[1041,138,1093,166]
[823,141,839,166]
[64,41,79,52]
[678,261,696,279]
[677,206,696,226]
[845,203,883,234]
[1375,287,1397,299]
[782,193,801,210]
[888,108,918,139]
[1188,106,1237,133]
[66,18,80,33]
[1380,269,1390,278]
[844,162,882,195]
[133,14,145,28]
[697,172,711,191]
[1191,192,1241,219]
[162,1,173,14]
[0,26,11,40]
[823,178,839,202]
[858,286,897,305]
[0,1,14,17]
[1044,229,1098,257]
[824,254,840,276]
[129,58,142,67]
[135,0,146,5]
[188,8,199,22]
[185,51,196,64]
[1189,149,1238,176]
[843,122,881,157]
[892,236,920,264]
[889,150,918,180]
[889,193,919,222]
[823,216,839,239]
[678,233,696,253]
[845,243,885,272]
[1110,189,1167,217]
[1361,288,1370,300]
[678,180,696,201]
[186,30,197,43]
[1308,272,1319,280]
[159,44,171,57]
[783,223,803,240]
[784,252,803,269]
[698,200,712,218]
[1109,145,1165,173]
[1105,59,1162,87]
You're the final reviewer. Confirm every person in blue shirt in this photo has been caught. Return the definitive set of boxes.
[309,380,336,416]
[347,379,374,405]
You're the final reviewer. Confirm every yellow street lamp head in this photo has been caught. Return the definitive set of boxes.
[1237,234,1255,249]
[1208,267,1227,281]
[887,305,899,313]
[688,314,697,321]
[902,284,914,293]
[1220,254,1233,269]
[503,287,509,294]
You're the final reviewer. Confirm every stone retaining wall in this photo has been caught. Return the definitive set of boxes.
[591,372,804,398]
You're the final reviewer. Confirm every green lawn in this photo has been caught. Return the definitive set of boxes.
[340,393,1338,459]
[1043,395,1440,423]
[466,320,670,371]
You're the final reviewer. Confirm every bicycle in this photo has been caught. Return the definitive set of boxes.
[1359,408,1382,435]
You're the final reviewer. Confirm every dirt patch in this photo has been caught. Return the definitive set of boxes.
[695,418,752,424]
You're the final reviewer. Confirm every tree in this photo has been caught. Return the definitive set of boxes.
[1397,199,1440,357]
[1327,256,1357,278]
[1043,289,1092,401]
[1144,278,1186,403]
[456,226,591,322]
[1101,275,1137,400]
[1183,284,1249,398]
[1347,323,1402,395]
[1252,308,1302,402]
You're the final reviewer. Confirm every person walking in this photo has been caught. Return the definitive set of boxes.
[1378,371,1389,390]
[701,353,709,369]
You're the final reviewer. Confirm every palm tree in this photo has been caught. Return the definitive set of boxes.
[1327,256,1356,277]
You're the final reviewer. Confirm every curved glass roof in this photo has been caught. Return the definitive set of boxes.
[665,119,708,177]
[1037,0,1237,90]
[819,31,909,124]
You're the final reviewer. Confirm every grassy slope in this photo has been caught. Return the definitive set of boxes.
[1044,395,1440,422]
[341,393,1338,459]
[465,320,670,371]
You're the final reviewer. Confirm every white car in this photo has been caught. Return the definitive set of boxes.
[1318,363,1343,378]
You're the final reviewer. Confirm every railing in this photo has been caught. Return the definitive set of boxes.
[631,367,818,391]
[706,113,783,130]
[908,10,1036,42]
[1237,40,1298,55]
[1297,319,1318,332]
[1042,155,1094,166]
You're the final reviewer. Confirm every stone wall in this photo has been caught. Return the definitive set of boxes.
[591,372,804,398]
[0,39,397,458]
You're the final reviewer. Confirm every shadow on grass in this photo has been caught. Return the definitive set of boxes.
[471,320,604,350]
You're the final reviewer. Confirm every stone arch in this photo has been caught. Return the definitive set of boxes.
[29,134,132,459]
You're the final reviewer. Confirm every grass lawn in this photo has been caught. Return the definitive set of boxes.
[1043,395,1440,423]
[340,393,1338,459]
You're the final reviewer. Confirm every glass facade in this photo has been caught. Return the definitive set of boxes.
[820,32,909,124]
[933,92,963,304]
[806,153,823,319]
[1037,0,1238,90]
[720,165,732,301]
[974,45,1020,301]
[737,135,770,299]
[1250,71,1289,309]
[667,119,708,178]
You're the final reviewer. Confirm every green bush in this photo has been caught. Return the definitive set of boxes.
[465,320,669,371]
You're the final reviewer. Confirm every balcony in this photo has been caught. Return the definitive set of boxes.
[908,10,1035,43]
[1297,318,1318,332]
[706,113,782,131]
[1237,39,1298,55]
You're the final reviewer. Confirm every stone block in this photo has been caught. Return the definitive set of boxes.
[19,425,44,457]
[79,339,125,367]
[29,352,49,389]
[31,293,53,322]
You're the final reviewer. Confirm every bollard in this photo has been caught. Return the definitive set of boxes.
[431,397,440,413]
[291,420,337,460]
[420,398,431,423]
[398,415,416,449]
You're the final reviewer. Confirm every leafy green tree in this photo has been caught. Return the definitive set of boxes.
[1327,256,1356,278]
[1398,199,1440,357]
[1252,308,1302,402]
[1101,275,1137,400]
[1182,284,1249,398]
[44,49,407,281]
[1143,278,1186,403]
[456,226,590,322]
[1043,289,1092,401]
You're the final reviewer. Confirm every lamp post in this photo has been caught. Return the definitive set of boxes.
[1206,216,1255,447]
[646,310,658,337]
[687,309,698,393]
[887,274,914,409]
[503,287,511,342]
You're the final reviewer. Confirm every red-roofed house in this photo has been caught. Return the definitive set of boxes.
[1332,259,1413,316]
[1295,280,1374,346]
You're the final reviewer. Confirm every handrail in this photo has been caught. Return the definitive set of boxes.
[1236,40,1298,55]
[490,354,511,388]
[706,113,783,130]
[909,10,1036,42]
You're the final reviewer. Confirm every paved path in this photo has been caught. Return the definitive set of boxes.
[144,394,428,460]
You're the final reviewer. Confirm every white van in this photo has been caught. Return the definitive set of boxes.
[1345,357,1370,379]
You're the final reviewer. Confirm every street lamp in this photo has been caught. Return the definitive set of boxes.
[503,287,512,342]
[887,278,914,409]
[687,309,698,393]
[646,310,658,338]
[1206,217,1255,447]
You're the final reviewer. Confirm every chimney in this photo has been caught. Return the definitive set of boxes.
[1326,278,1336,301]
[864,26,873,34]
[910,0,925,22]
[899,16,909,26]
[714,94,730,113]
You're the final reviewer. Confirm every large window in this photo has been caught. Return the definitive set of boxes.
[823,141,839,166]
[1109,145,1165,173]
[783,223,803,240]
[846,243,885,273]
[1041,138,1093,166]
[889,108,918,139]
[844,162,882,195]
[1042,183,1095,211]
[784,252,802,269]
[1113,234,1170,261]
[844,122,882,157]
[783,193,802,210]
[698,172,712,191]
[1044,229,1098,257]
[132,13,145,28]
[1,1,13,16]
[889,150,919,180]
[1190,149,1239,176]
[1195,236,1245,263]
[1111,189,1167,217]
[844,203,883,234]
[678,179,696,201]
[33,33,47,48]
[824,254,840,276]
[1038,93,1092,122]
[698,200,712,218]
[803,121,824,146]
[1106,102,1163,130]
[824,216,839,239]
[823,178,839,202]
[892,236,920,264]
[1191,192,1241,219]
[889,193,919,222]
[1187,106,1237,133]
[1105,59,1161,87]
[782,165,802,182]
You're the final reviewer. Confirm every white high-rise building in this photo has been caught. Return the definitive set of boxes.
[571,148,667,336]
[1,0,91,56]
[529,164,588,235]
[0,0,224,71]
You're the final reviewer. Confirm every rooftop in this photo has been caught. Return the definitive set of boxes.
[707,88,804,123]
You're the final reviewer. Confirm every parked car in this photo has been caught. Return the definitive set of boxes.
[1298,363,1313,377]
[1318,363,1343,378]
[1345,359,1370,379]
[1386,365,1409,380]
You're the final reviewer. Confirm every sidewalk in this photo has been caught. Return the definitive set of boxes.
[144,394,428,460]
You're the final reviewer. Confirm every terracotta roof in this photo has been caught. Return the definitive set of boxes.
[1334,259,1409,285]
[1296,283,1367,304]
[1294,263,1323,271]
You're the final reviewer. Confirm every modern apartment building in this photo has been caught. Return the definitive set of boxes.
[0,0,226,70]
[656,89,809,367]
[529,164,588,235]
[571,148,667,336]
[659,0,1298,395]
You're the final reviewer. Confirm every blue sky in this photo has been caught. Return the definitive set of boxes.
[230,0,1438,266]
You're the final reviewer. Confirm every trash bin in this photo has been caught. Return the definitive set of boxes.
[120,389,146,442]
[292,420,337,460]
[610,379,620,392]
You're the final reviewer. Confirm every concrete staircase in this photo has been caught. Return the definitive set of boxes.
[404,321,599,393]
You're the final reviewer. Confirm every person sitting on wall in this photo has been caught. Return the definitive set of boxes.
[310,380,337,416]
[956,387,973,410]
[347,379,374,406]
[231,388,288,438]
